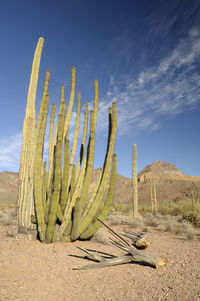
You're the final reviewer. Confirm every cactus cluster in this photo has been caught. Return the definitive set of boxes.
[18,37,117,243]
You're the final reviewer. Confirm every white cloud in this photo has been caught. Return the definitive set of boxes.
[97,26,200,136]
[0,133,22,171]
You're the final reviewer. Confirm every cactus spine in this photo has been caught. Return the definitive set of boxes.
[18,38,117,243]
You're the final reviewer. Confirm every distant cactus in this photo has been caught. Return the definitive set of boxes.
[150,177,158,214]
[17,37,117,243]
[132,144,142,219]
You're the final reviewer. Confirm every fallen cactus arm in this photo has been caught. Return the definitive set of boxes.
[122,232,150,249]
[110,239,167,268]
[73,220,167,270]
[73,247,133,270]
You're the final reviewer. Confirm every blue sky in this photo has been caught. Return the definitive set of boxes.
[0,0,200,177]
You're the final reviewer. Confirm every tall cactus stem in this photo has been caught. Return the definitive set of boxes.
[70,165,76,200]
[60,137,70,213]
[56,110,95,239]
[76,101,88,180]
[18,37,44,235]
[42,161,47,219]
[70,198,82,241]
[79,102,117,235]
[63,67,76,139]
[48,103,55,184]
[34,93,49,241]
[45,99,66,243]
[67,92,81,191]
[80,153,117,240]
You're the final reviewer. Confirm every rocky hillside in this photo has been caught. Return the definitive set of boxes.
[0,172,18,206]
[0,161,200,208]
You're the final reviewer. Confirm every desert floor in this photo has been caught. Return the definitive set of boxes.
[0,209,200,301]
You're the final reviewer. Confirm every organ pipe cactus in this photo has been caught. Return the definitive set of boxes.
[17,37,117,243]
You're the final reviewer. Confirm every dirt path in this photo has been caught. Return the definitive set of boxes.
[0,212,200,301]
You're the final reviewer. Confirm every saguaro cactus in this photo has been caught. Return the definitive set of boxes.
[18,37,117,243]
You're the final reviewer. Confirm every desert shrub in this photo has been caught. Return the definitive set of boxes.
[142,227,148,233]
[185,231,195,240]
[112,203,130,213]
[144,218,159,227]
[91,228,110,244]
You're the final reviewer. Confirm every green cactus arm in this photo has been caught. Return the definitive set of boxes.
[56,110,95,239]
[80,153,117,240]
[48,103,56,186]
[34,93,49,242]
[18,37,44,234]
[79,110,95,208]
[70,198,82,241]
[36,70,50,137]
[45,100,66,243]
[52,85,65,146]
[60,219,72,242]
[47,86,65,222]
[60,149,87,230]
[70,165,76,200]
[61,143,88,222]
[80,106,112,220]
[79,102,117,235]
[70,92,81,165]
[75,101,88,181]
[67,80,98,217]
[57,204,64,223]
[42,161,47,217]
[67,92,81,192]
[74,80,97,184]
[60,137,70,213]
[63,67,76,139]
[46,103,56,219]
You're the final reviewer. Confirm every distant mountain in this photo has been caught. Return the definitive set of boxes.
[0,161,199,208]
[139,161,184,178]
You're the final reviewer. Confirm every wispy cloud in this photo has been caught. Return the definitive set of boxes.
[96,26,200,135]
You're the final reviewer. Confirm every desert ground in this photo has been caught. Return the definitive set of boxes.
[1,208,200,301]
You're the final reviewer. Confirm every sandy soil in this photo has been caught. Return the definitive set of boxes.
[0,212,200,301]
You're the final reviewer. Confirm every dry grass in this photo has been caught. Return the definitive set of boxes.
[107,210,197,241]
